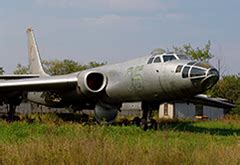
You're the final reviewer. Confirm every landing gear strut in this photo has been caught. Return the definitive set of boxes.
[5,94,23,121]
[140,102,158,130]
[7,104,17,121]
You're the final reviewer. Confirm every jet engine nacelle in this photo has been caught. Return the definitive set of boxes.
[77,71,107,96]
[94,102,118,123]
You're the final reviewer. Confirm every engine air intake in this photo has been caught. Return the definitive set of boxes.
[78,71,107,95]
[87,73,105,91]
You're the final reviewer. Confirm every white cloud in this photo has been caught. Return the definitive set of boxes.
[35,12,186,33]
[79,13,186,27]
[39,15,144,32]
[82,15,140,26]
[164,13,187,21]
[34,0,108,8]
[109,0,172,12]
[34,0,175,13]
[33,0,181,29]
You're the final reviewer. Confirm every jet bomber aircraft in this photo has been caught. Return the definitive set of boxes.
[0,28,224,126]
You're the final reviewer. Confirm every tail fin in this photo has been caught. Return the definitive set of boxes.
[27,27,49,77]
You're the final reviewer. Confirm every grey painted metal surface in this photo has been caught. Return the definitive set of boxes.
[0,28,223,122]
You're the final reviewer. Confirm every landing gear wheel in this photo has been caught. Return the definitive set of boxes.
[132,117,141,126]
[140,119,148,131]
[140,102,158,130]
[150,119,158,130]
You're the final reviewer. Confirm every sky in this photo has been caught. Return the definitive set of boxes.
[0,0,240,75]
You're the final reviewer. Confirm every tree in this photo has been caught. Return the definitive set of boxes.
[87,61,106,69]
[207,75,240,114]
[207,75,240,101]
[173,40,213,61]
[0,67,4,75]
[42,59,87,75]
[42,59,105,75]
[13,59,105,75]
[14,64,29,74]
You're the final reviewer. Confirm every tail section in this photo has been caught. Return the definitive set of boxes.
[27,27,49,77]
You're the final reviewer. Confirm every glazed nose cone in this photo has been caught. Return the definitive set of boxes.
[201,68,219,91]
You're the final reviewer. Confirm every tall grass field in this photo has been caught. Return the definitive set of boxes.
[0,114,239,164]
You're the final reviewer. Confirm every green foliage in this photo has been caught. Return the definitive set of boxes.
[207,75,240,114]
[230,100,240,115]
[13,59,106,75]
[0,122,48,142]
[13,64,29,74]
[0,67,4,75]
[43,59,106,75]
[173,40,213,61]
[0,117,239,164]
[87,61,106,68]
[207,75,240,101]
[42,59,87,75]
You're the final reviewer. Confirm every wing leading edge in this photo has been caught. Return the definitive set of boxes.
[0,75,78,92]
[0,74,39,80]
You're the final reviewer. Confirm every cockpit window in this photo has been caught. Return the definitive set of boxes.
[147,57,154,64]
[182,66,190,78]
[147,53,191,64]
[190,68,206,77]
[187,61,197,65]
[163,55,176,62]
[153,57,161,63]
[175,65,183,73]
[177,54,191,60]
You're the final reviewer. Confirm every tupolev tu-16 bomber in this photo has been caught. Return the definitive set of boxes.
[0,28,231,128]
[1,1,240,163]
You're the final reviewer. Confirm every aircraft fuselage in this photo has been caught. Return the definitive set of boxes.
[27,53,218,109]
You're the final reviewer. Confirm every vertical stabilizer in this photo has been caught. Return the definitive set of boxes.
[27,28,49,77]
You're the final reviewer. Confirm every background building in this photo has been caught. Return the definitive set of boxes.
[158,102,229,120]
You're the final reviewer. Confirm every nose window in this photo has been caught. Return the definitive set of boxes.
[207,68,219,77]
[195,62,211,69]
[182,66,190,78]
[190,68,206,77]
[187,61,197,65]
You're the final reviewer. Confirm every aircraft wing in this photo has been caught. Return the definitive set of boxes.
[182,94,235,109]
[0,75,78,92]
[0,74,40,80]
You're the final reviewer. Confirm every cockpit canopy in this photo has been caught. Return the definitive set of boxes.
[148,50,219,92]
[147,52,192,64]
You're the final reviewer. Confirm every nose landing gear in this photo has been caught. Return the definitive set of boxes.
[132,102,158,130]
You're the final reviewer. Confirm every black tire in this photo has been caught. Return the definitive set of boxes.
[132,117,141,126]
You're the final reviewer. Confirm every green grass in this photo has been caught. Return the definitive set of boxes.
[0,115,239,164]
